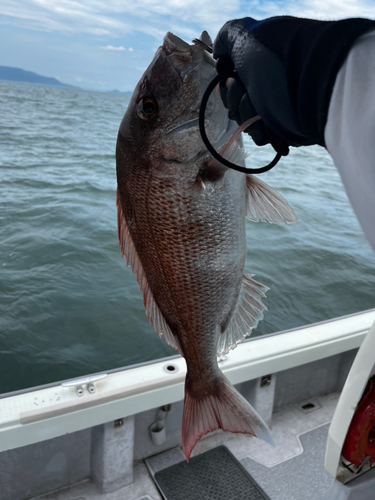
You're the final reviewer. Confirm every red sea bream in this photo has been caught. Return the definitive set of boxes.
[116,31,297,460]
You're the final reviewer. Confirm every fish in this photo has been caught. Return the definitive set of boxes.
[116,31,297,461]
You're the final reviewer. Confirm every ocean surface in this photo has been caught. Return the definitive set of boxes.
[1,80,374,394]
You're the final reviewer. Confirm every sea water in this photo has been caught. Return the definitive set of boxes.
[1,81,374,394]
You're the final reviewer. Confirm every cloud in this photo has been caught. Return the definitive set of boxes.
[0,0,131,36]
[0,0,241,40]
[1,0,374,93]
[101,45,126,51]
[1,0,374,43]
[250,0,375,20]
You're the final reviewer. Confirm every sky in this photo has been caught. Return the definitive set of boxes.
[1,0,374,92]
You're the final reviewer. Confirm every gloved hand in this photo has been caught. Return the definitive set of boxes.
[213,16,375,154]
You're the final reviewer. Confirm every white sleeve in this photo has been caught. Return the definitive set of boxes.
[324,30,375,251]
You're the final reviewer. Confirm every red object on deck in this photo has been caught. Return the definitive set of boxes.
[342,376,375,466]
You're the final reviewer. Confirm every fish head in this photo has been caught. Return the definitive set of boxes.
[117,31,231,173]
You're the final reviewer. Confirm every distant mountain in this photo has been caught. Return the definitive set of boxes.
[0,66,79,89]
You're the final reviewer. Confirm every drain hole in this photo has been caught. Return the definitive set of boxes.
[163,363,179,374]
[301,403,315,411]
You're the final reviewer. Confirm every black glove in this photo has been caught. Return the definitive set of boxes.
[213,16,375,153]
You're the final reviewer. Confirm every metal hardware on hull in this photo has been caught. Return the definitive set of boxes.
[75,386,84,397]
[149,405,172,445]
[61,373,108,397]
[356,455,371,474]
[87,382,96,394]
[260,375,272,388]
[114,418,124,428]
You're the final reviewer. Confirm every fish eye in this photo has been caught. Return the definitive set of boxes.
[137,96,158,120]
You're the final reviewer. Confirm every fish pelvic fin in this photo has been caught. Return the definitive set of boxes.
[246,175,297,224]
[116,189,183,355]
[182,372,274,461]
[217,274,268,356]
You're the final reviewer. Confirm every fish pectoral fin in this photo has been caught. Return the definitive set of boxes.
[116,189,183,355]
[246,174,297,224]
[217,274,268,356]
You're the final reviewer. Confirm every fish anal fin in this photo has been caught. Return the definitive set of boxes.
[246,175,297,224]
[116,188,129,258]
[217,274,268,356]
[116,189,182,355]
[182,372,273,461]
[144,286,183,355]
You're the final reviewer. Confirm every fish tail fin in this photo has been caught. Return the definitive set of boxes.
[182,372,274,461]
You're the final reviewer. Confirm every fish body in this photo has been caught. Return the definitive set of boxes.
[116,32,296,460]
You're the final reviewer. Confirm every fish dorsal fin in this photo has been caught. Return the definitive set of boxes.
[246,175,297,224]
[217,274,268,355]
[116,189,183,355]
[199,31,213,47]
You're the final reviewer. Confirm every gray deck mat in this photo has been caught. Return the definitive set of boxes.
[154,445,270,500]
[241,423,333,500]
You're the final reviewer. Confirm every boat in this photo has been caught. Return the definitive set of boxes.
[0,309,374,499]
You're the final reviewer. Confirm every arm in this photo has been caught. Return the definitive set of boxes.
[325,30,375,251]
[213,17,375,250]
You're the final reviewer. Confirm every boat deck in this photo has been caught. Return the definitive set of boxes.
[32,392,339,500]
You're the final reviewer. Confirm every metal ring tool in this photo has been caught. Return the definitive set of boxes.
[192,39,282,175]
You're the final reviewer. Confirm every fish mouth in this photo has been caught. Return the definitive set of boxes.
[162,32,211,78]
[163,32,191,56]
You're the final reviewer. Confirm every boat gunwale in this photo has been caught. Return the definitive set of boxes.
[1,307,374,400]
